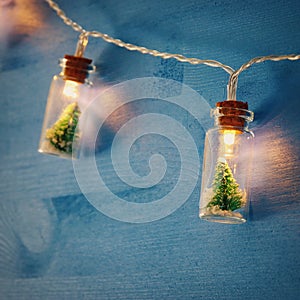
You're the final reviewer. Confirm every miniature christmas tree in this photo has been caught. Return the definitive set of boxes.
[207,159,244,212]
[46,102,81,154]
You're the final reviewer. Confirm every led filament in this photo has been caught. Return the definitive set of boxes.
[62,80,80,98]
[222,129,236,156]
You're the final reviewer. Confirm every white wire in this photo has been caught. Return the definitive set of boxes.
[227,54,300,99]
[45,0,300,100]
[44,0,234,74]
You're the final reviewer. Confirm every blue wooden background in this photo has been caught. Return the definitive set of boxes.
[0,0,299,299]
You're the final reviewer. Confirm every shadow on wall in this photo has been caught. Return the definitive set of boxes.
[252,67,300,128]
[0,0,45,47]
[0,198,58,278]
[249,69,300,221]
[0,0,48,72]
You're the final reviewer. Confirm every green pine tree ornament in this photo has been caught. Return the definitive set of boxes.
[46,102,81,154]
[207,159,244,212]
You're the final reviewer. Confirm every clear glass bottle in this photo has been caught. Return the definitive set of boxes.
[199,100,254,224]
[38,54,94,159]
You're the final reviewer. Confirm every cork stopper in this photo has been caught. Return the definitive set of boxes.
[63,55,93,83]
[216,100,249,129]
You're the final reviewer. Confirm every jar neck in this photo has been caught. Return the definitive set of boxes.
[211,100,254,132]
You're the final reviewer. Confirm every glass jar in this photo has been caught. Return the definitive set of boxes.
[38,55,94,159]
[199,100,254,224]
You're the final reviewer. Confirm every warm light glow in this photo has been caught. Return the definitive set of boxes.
[223,130,236,146]
[223,130,237,156]
[63,80,79,98]
[0,0,44,45]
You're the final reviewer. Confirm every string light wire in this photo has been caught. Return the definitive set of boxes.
[227,54,300,99]
[45,0,300,100]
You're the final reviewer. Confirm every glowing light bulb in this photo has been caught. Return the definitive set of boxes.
[62,80,80,98]
[223,130,235,145]
[222,129,236,156]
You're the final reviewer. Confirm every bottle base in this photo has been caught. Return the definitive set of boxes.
[200,213,246,224]
[38,141,77,160]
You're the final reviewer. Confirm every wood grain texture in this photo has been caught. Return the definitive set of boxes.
[0,0,299,299]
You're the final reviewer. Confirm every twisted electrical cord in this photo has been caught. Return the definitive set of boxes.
[228,54,300,99]
[45,0,300,100]
[44,0,234,74]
